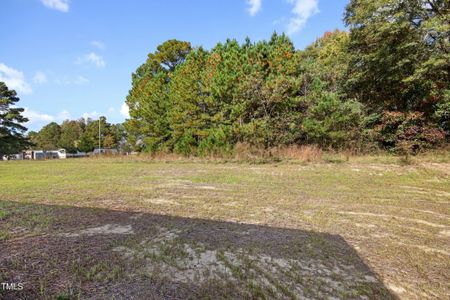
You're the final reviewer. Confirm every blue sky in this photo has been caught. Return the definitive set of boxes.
[1,0,348,131]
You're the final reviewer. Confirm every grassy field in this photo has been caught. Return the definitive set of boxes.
[0,155,449,299]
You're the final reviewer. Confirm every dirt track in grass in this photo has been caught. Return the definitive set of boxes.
[0,157,449,299]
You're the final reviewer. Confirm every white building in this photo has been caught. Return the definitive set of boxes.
[23,149,67,160]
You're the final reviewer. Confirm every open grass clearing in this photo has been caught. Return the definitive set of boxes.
[0,155,449,299]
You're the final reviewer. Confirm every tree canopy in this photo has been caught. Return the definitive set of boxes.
[0,82,30,156]
[344,0,450,114]
[30,117,126,153]
[123,8,448,155]
[121,33,375,154]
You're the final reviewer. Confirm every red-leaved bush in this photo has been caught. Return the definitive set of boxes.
[374,111,445,154]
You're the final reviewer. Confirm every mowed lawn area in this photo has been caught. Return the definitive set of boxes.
[0,157,449,299]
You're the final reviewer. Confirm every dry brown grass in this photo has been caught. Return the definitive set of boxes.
[234,143,324,162]
[86,144,450,166]
[269,145,323,162]
[98,143,324,163]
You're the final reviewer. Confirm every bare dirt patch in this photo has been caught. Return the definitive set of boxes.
[60,224,134,237]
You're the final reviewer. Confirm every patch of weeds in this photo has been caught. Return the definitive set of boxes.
[39,279,48,298]
[351,282,379,299]
[338,288,361,298]
[85,263,104,281]
[398,155,414,166]
[246,280,268,299]
[81,262,125,283]
[28,213,52,228]
[251,260,296,300]
[1,203,54,234]
[324,156,345,164]
[142,249,163,262]
[0,209,10,220]
[56,287,81,300]
[157,241,190,266]
[216,250,244,280]
[0,230,11,241]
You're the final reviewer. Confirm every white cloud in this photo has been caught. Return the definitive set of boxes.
[23,108,55,124]
[40,0,70,12]
[33,71,48,84]
[120,103,130,118]
[286,0,319,35]
[23,108,73,128]
[107,107,115,113]
[57,110,71,120]
[0,63,32,95]
[91,40,106,50]
[75,52,106,68]
[246,0,262,16]
[82,111,99,120]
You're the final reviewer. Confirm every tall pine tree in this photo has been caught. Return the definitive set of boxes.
[0,82,30,157]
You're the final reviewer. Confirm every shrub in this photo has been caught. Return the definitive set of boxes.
[434,97,450,136]
[233,120,272,148]
[303,92,363,150]
[374,111,445,154]
[173,133,197,156]
[197,127,232,157]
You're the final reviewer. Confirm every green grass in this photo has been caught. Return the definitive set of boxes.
[0,155,449,299]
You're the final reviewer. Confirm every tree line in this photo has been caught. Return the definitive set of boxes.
[27,118,127,153]
[1,0,448,157]
[124,0,449,155]
[0,81,127,156]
